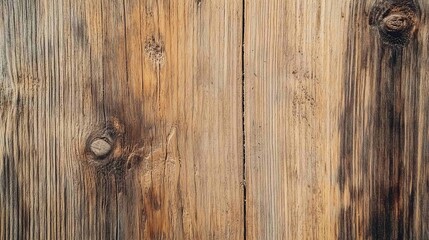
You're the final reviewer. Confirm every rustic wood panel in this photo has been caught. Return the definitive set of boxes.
[244,0,429,239]
[339,0,429,238]
[0,0,244,239]
[3,0,429,238]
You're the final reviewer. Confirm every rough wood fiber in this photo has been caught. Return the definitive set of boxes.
[2,0,429,238]
[0,0,244,239]
[245,0,428,239]
[244,0,348,238]
[339,0,429,239]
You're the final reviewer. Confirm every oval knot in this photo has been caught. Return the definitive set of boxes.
[369,2,418,47]
[382,14,411,32]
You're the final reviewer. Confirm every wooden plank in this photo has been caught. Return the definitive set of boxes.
[339,0,429,238]
[0,0,244,239]
[244,1,347,238]
[244,0,428,239]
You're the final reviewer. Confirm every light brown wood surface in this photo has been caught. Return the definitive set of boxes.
[245,0,428,239]
[1,0,429,239]
[0,0,243,239]
[244,1,346,238]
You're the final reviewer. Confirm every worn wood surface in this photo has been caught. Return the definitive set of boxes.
[0,0,243,239]
[245,0,428,239]
[1,0,429,239]
[244,1,346,238]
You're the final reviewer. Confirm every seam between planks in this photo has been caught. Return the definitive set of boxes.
[241,0,246,239]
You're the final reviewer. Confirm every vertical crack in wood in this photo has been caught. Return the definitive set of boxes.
[241,0,247,238]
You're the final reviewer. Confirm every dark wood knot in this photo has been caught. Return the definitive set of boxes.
[369,2,418,47]
[85,118,125,169]
[383,14,412,32]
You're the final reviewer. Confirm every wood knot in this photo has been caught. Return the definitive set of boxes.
[383,14,411,32]
[89,138,112,157]
[85,118,125,168]
[369,2,418,47]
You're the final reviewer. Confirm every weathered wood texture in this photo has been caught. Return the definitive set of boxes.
[0,0,244,239]
[2,0,429,239]
[244,1,346,238]
[245,0,428,239]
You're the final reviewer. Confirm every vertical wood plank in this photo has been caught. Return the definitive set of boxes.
[0,0,244,239]
[244,0,348,238]
[244,0,429,239]
[339,0,429,239]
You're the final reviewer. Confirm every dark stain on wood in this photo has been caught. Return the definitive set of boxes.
[72,17,89,46]
[1,154,29,239]
[339,0,424,239]
[369,0,419,47]
[370,48,405,239]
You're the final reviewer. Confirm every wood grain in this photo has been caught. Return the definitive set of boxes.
[339,0,429,239]
[0,0,244,239]
[244,0,428,239]
[2,0,429,239]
